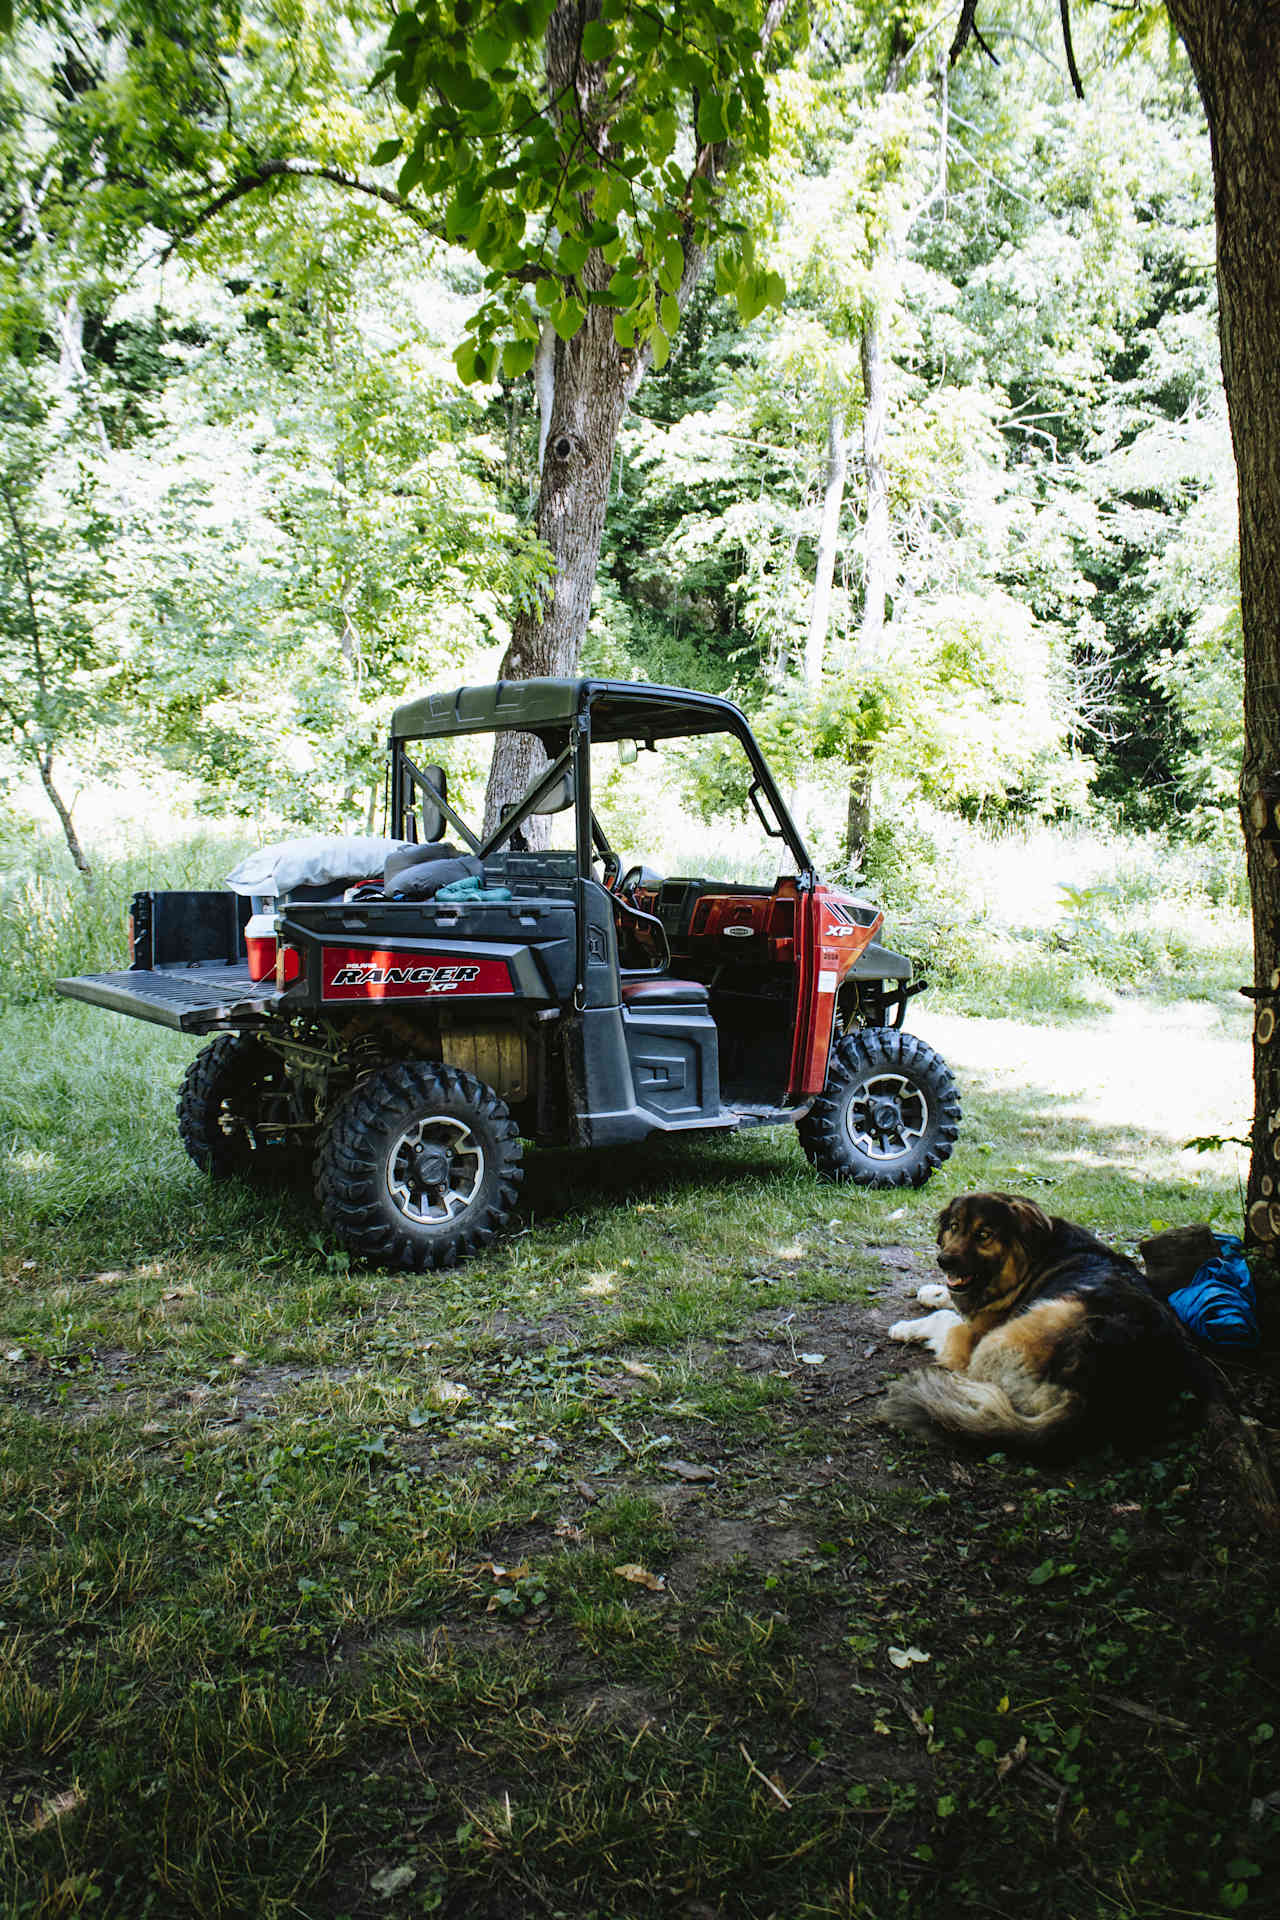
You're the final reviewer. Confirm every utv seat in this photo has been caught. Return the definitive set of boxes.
[620,977,709,1008]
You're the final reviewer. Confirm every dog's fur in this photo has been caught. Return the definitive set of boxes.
[882,1192,1218,1454]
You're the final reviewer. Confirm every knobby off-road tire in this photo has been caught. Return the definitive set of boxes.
[177,1033,302,1179]
[798,1026,960,1189]
[316,1061,523,1271]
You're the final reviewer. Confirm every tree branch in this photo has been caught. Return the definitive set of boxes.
[1,477,49,701]
[159,157,439,260]
[949,0,1001,70]
[1059,0,1085,100]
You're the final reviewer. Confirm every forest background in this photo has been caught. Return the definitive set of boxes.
[0,0,1241,885]
[5,9,1279,1919]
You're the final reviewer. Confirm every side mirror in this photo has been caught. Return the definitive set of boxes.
[418,764,448,843]
[531,770,574,814]
[617,739,639,766]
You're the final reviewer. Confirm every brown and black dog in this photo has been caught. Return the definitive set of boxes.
[883,1192,1217,1454]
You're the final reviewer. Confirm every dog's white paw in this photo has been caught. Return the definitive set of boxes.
[915,1282,950,1308]
[888,1309,963,1355]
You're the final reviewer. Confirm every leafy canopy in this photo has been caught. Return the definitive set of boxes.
[380,0,788,380]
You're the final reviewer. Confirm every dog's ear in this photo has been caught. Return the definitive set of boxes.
[998,1195,1053,1243]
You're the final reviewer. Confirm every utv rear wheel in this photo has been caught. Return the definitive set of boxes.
[316,1062,523,1271]
[798,1027,960,1189]
[178,1033,301,1179]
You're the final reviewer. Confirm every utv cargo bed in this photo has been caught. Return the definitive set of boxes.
[56,964,279,1034]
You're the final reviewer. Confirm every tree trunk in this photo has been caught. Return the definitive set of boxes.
[37,748,93,883]
[859,315,891,657]
[482,307,632,839]
[805,406,848,692]
[1165,1,1280,1253]
[845,314,892,868]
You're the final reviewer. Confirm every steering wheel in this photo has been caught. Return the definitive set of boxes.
[617,864,645,897]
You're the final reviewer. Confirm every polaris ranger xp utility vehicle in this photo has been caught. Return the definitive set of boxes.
[57,678,960,1270]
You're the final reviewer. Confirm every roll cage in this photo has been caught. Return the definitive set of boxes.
[387,677,816,886]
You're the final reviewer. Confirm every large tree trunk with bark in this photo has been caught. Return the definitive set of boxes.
[484,306,633,836]
[805,406,848,693]
[1165,0,1280,1254]
[845,313,892,866]
[483,0,785,837]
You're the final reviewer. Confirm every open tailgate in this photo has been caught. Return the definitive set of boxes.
[55,964,280,1034]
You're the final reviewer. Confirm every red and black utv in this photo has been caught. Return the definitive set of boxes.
[57,678,960,1269]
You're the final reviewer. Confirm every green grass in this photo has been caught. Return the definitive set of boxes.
[1,823,1276,1917]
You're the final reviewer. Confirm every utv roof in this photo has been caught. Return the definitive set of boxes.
[389,678,751,747]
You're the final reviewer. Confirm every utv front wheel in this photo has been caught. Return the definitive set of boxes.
[798,1027,960,1189]
[316,1062,523,1271]
[178,1033,302,1179]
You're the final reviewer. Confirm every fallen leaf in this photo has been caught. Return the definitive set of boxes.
[996,1735,1028,1780]
[888,1645,931,1669]
[371,1863,416,1897]
[162,1285,196,1303]
[476,1560,530,1583]
[614,1563,666,1592]
[573,1479,599,1503]
[31,1786,85,1831]
[799,1352,826,1366]
[621,1359,661,1383]
[426,1378,470,1409]
[662,1459,717,1483]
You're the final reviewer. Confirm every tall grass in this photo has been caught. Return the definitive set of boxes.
[859,812,1252,1017]
[0,823,255,1006]
[1,810,1252,1021]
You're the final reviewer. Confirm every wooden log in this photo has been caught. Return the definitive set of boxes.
[1139,1224,1219,1296]
[1258,1006,1277,1046]
[1204,1401,1280,1536]
[1248,1200,1274,1243]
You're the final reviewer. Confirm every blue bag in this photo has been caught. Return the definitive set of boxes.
[1167,1233,1260,1349]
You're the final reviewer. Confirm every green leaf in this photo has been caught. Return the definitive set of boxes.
[370,138,403,168]
[696,92,728,145]
[650,325,671,369]
[581,19,615,61]
[551,297,586,341]
[594,172,628,220]
[437,67,494,114]
[472,29,511,73]
[556,234,591,275]
[660,292,680,336]
[657,234,684,294]
[1027,1560,1057,1587]
[502,338,536,378]
[612,310,637,349]
[453,339,478,384]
